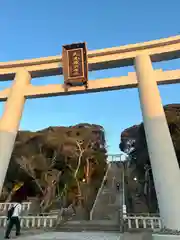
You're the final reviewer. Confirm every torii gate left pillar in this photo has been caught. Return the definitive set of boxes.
[0,69,31,193]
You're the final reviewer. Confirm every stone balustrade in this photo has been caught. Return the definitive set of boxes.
[0,215,58,229]
[0,202,31,212]
[124,215,162,230]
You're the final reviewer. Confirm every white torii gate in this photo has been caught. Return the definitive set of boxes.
[0,35,180,230]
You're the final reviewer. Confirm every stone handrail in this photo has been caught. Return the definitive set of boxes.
[120,162,126,215]
[119,162,126,232]
[0,215,58,228]
[89,162,111,220]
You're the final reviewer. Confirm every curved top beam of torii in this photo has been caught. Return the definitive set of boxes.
[0,35,180,101]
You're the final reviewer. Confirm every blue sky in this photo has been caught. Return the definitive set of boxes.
[0,0,180,154]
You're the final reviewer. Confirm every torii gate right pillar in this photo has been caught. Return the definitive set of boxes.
[134,54,180,230]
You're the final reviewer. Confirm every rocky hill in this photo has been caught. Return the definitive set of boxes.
[1,123,107,217]
[120,104,180,213]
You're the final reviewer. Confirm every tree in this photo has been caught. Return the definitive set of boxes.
[61,126,107,213]
[16,156,44,194]
[15,154,62,212]
[5,182,24,202]
[40,169,62,212]
[3,124,107,215]
[62,138,90,206]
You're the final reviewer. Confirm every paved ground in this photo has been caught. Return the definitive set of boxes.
[0,229,179,239]
[0,230,121,240]
[0,229,45,239]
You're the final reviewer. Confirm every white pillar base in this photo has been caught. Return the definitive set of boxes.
[135,54,180,230]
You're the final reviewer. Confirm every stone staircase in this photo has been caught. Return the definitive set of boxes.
[90,161,124,222]
[57,161,124,232]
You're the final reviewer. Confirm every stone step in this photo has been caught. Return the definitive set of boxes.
[92,202,120,211]
[92,203,119,210]
[92,206,119,216]
[56,220,120,232]
[123,232,152,240]
[91,211,119,221]
[93,194,117,206]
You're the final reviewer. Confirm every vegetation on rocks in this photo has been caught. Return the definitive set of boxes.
[2,123,107,216]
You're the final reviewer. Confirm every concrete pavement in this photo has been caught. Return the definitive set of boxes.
[17,231,121,240]
[0,230,180,239]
